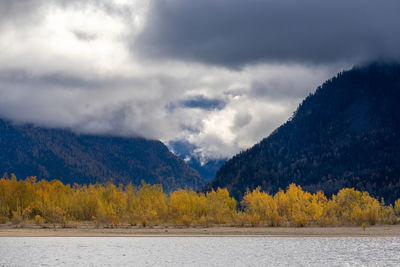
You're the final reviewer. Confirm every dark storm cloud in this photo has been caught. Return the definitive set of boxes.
[136,0,400,68]
[180,96,226,110]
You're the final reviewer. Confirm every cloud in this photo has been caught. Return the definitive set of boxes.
[232,112,252,131]
[137,0,400,68]
[0,0,357,161]
[0,69,186,139]
[73,30,98,42]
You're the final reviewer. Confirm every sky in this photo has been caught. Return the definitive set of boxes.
[1,0,399,161]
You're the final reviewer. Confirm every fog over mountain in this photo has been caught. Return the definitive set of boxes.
[0,0,399,161]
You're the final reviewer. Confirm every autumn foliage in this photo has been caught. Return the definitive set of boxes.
[242,185,397,226]
[0,174,398,227]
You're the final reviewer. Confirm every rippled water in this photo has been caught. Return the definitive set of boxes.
[0,237,399,266]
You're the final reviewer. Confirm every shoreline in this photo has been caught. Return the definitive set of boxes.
[1,224,400,237]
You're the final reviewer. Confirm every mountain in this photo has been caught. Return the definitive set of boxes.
[169,140,226,182]
[185,158,226,183]
[0,119,204,191]
[205,63,400,203]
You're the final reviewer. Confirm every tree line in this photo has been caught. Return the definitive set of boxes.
[0,174,399,227]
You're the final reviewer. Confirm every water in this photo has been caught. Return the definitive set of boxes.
[0,237,399,266]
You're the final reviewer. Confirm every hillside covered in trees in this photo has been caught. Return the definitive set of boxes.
[206,63,400,203]
[169,140,226,182]
[0,119,204,191]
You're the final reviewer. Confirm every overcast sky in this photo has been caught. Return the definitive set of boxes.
[1,0,399,160]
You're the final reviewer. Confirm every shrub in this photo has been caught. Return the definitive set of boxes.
[11,211,23,225]
[0,215,7,224]
[395,199,400,216]
[34,215,44,225]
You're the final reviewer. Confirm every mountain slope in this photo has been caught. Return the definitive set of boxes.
[169,140,226,182]
[0,120,204,191]
[206,63,400,203]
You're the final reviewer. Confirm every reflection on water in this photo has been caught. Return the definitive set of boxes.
[0,237,399,266]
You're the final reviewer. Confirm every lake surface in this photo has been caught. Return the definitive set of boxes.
[0,237,399,266]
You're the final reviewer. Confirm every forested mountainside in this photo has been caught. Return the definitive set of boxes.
[169,140,226,182]
[0,119,204,191]
[205,63,400,203]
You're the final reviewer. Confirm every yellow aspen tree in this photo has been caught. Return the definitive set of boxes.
[206,188,236,224]
[395,198,400,216]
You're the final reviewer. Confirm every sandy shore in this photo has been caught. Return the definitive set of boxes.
[1,224,400,237]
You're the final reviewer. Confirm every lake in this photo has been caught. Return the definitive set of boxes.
[0,237,399,266]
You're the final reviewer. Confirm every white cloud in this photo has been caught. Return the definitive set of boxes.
[0,0,350,160]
